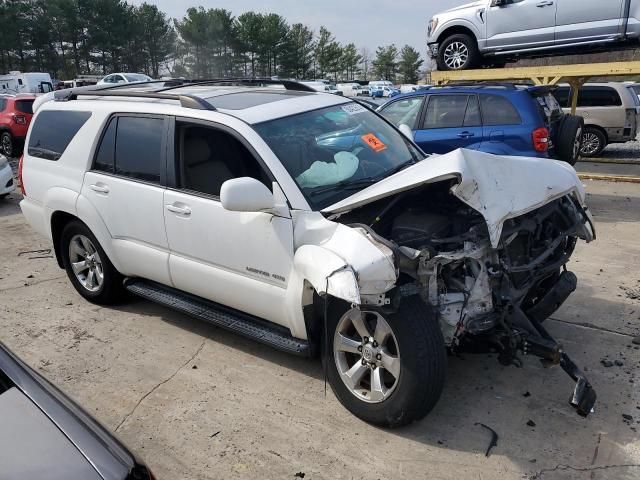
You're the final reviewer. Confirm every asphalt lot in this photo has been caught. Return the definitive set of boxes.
[1,168,640,479]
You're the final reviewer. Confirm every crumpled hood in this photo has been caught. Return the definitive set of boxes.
[323,149,588,247]
[441,1,485,13]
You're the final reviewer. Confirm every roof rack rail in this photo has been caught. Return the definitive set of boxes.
[157,77,317,93]
[53,88,215,110]
[433,81,524,89]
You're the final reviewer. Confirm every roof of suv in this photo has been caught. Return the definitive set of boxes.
[49,83,351,125]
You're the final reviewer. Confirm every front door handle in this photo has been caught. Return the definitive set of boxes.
[90,184,109,194]
[536,1,554,7]
[166,204,192,216]
[457,131,475,138]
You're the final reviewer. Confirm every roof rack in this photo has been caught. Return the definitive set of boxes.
[53,88,215,110]
[156,77,317,93]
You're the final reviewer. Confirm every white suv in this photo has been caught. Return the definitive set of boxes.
[20,80,597,427]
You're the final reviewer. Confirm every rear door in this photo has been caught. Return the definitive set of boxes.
[82,114,172,285]
[414,94,483,154]
[555,0,625,44]
[563,86,626,134]
[485,0,557,51]
[478,93,532,155]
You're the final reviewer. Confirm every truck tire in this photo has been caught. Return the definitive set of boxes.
[1,132,15,157]
[61,220,126,305]
[437,34,481,71]
[324,295,447,428]
[556,115,584,165]
[580,127,607,157]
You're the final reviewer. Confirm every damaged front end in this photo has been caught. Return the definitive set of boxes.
[334,180,597,417]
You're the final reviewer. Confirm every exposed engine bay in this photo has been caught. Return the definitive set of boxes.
[335,180,597,416]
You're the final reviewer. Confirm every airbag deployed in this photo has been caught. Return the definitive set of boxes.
[296,151,359,188]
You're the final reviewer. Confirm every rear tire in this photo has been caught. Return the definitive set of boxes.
[61,220,126,305]
[580,127,606,157]
[556,115,584,165]
[1,132,14,157]
[324,295,447,428]
[437,34,481,71]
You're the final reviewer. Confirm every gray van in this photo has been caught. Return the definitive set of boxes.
[553,83,639,157]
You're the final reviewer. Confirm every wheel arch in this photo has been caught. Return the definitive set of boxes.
[584,124,608,143]
[437,24,479,46]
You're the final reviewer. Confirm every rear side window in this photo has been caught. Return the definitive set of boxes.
[94,115,164,183]
[577,87,622,107]
[480,94,521,126]
[28,110,91,161]
[15,100,34,114]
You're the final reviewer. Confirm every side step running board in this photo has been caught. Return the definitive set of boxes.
[124,279,310,356]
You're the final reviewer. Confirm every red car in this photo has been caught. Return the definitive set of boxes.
[0,94,35,157]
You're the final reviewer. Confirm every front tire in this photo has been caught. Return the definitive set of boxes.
[324,296,447,428]
[61,220,125,305]
[437,34,481,71]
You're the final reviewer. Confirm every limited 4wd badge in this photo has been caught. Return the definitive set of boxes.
[361,133,387,153]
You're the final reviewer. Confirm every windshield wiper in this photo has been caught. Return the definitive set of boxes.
[309,177,380,196]
[308,159,417,197]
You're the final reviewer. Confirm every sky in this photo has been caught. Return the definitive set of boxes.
[131,0,464,58]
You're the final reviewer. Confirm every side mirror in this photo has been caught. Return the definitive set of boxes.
[220,177,275,213]
[398,124,414,140]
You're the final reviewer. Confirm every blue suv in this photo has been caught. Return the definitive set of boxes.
[377,84,584,165]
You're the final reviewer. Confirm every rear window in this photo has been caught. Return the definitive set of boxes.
[28,111,91,161]
[554,86,622,108]
[15,100,34,114]
[480,94,521,126]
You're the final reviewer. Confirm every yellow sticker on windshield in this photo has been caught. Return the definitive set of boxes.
[361,133,387,153]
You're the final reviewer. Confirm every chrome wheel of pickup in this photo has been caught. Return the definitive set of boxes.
[68,234,104,292]
[334,308,400,403]
[443,42,469,70]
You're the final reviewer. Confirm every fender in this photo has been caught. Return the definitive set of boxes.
[436,19,483,45]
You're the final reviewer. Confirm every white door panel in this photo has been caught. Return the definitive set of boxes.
[163,190,294,326]
[556,0,624,43]
[486,0,557,50]
[82,172,171,284]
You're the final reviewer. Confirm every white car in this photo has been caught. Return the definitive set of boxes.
[19,81,597,427]
[0,155,15,198]
[96,73,153,85]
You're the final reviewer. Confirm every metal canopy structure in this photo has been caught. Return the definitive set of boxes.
[431,61,640,114]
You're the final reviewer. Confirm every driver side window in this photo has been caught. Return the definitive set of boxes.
[380,97,424,128]
[176,122,271,198]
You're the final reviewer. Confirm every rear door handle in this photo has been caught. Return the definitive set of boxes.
[536,1,553,6]
[457,131,475,138]
[90,184,109,194]
[166,204,192,216]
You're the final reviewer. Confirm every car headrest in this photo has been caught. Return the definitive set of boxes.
[184,137,211,166]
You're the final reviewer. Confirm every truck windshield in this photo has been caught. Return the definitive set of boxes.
[254,103,424,210]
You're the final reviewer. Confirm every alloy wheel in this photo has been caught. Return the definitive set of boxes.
[581,132,601,156]
[68,234,104,292]
[443,42,469,70]
[1,134,12,157]
[333,308,400,403]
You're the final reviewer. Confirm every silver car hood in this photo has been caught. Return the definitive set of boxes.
[441,1,485,13]
[322,149,588,247]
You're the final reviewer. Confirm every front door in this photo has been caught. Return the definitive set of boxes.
[82,114,172,285]
[163,120,294,327]
[555,0,624,44]
[413,94,483,154]
[485,0,557,51]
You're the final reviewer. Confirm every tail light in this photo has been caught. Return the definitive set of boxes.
[18,154,25,196]
[532,127,550,153]
[14,114,26,125]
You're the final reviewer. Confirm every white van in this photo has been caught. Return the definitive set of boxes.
[337,83,368,97]
[0,72,53,95]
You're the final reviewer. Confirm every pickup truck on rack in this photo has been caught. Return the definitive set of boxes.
[428,0,640,70]
[20,80,597,427]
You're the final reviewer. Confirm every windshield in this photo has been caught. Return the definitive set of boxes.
[254,103,424,210]
[124,74,151,82]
